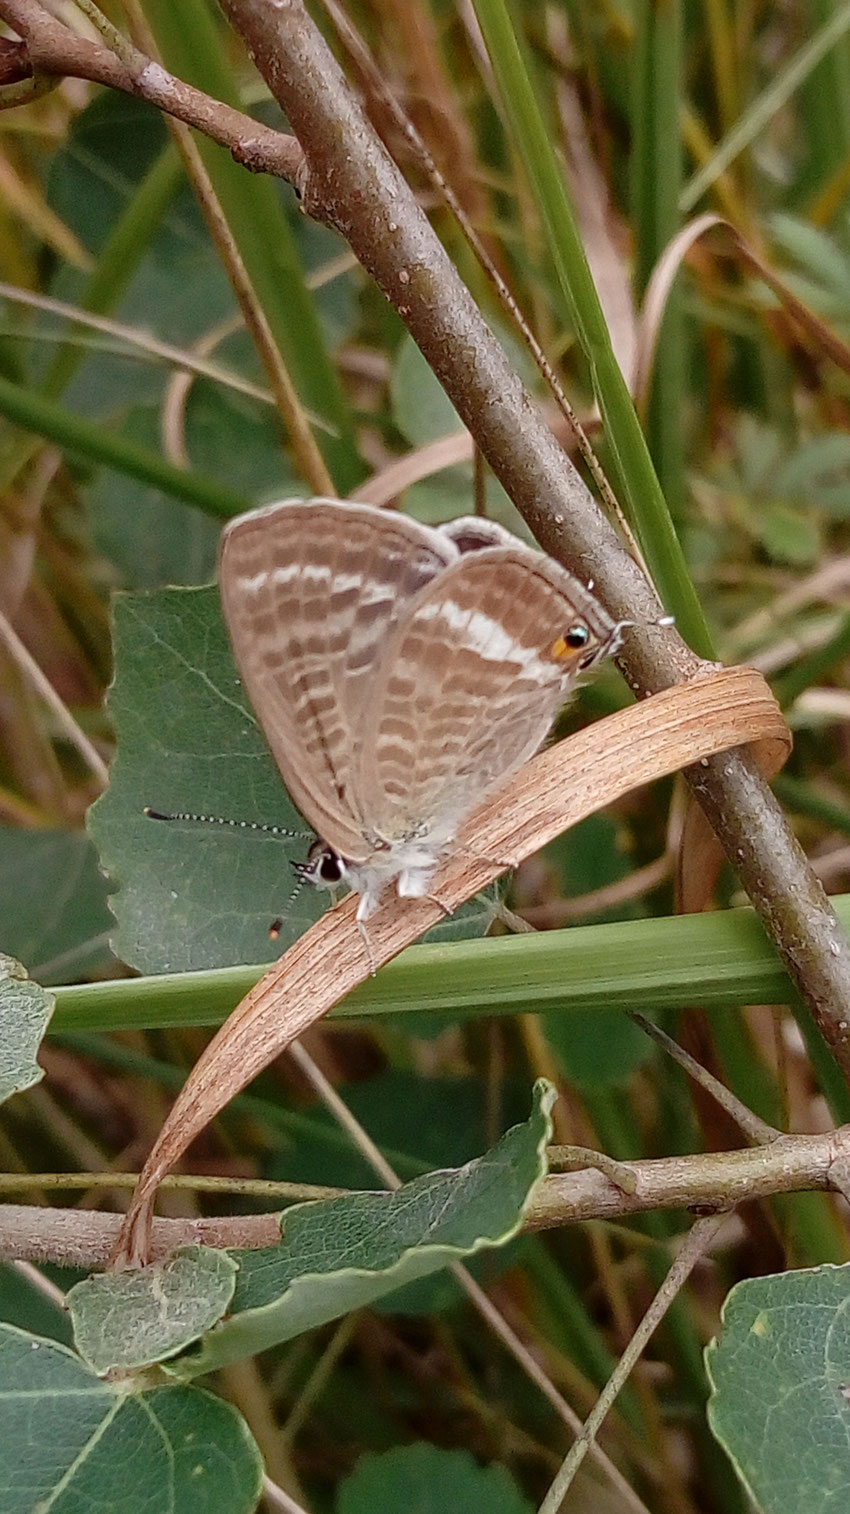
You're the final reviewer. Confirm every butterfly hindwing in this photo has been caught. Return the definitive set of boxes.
[355,547,613,843]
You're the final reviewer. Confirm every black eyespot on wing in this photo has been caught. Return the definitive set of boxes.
[564,622,590,649]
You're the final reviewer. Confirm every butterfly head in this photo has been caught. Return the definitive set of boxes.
[290,839,347,892]
[550,615,632,673]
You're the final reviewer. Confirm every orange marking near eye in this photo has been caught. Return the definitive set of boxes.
[550,636,571,659]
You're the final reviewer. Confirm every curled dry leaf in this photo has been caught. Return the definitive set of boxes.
[115,664,790,1267]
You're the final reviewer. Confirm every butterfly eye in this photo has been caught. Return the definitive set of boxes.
[319,851,345,885]
[564,623,590,649]
[551,623,592,660]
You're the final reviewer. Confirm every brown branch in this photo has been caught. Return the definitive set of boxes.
[527,1126,850,1229]
[0,33,30,86]
[3,1122,849,1267]
[0,0,302,182]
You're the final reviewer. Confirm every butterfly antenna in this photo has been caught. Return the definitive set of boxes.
[286,868,307,911]
[143,807,312,842]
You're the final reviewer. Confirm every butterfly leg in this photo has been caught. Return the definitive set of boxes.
[355,917,377,977]
[426,893,454,918]
[355,891,382,977]
[397,868,454,920]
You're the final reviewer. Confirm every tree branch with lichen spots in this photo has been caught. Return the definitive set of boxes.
[0,0,303,180]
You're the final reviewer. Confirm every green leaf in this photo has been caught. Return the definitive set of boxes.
[546,1008,653,1090]
[47,94,170,259]
[544,812,635,916]
[88,585,323,973]
[337,1444,534,1514]
[0,1261,73,1347]
[706,1263,850,1513]
[267,1069,532,1316]
[87,465,221,590]
[169,1080,555,1378]
[769,214,850,305]
[85,386,296,590]
[67,1245,238,1374]
[0,828,114,984]
[772,434,850,517]
[0,954,54,1105]
[0,1323,263,1514]
[88,583,503,975]
[45,95,238,415]
[271,1069,532,1188]
[391,334,463,446]
[755,503,821,566]
[139,0,364,491]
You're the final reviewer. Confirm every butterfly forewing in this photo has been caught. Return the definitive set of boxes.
[219,499,458,860]
[355,548,616,842]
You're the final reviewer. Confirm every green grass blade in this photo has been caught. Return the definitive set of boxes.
[50,897,850,1032]
[470,0,713,654]
[630,0,687,512]
[41,145,183,400]
[0,373,249,517]
[681,0,850,212]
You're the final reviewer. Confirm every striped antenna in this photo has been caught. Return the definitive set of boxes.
[143,807,312,842]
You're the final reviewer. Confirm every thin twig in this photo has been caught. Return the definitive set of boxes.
[261,1475,310,1514]
[0,607,109,787]
[537,1213,729,1514]
[0,281,274,405]
[519,853,672,926]
[0,1171,343,1200]
[4,1121,850,1262]
[0,0,303,180]
[12,1259,65,1308]
[629,1014,782,1146]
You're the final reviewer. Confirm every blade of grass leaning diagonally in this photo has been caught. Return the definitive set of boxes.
[630,0,687,515]
[0,372,250,517]
[470,0,713,655]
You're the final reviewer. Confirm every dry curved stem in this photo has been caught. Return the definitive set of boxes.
[519,852,673,927]
[635,211,850,412]
[112,665,789,1267]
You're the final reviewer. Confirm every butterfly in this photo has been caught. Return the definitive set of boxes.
[218,498,625,946]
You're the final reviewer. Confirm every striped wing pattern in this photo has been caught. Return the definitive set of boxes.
[356,548,612,843]
[218,499,457,861]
